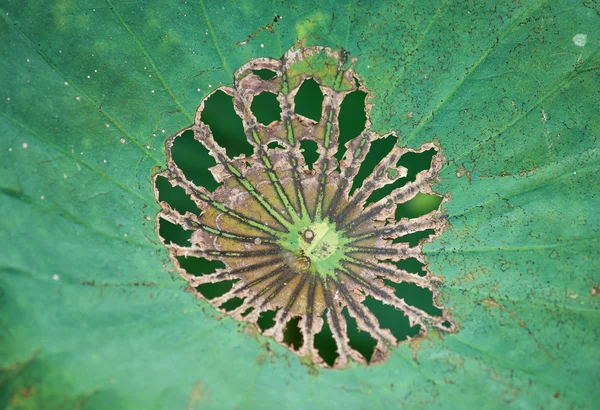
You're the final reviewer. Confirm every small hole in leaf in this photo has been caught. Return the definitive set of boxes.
[257,309,278,332]
[251,92,281,126]
[171,130,220,192]
[384,280,442,317]
[283,317,304,350]
[350,134,397,196]
[367,149,437,204]
[156,176,198,215]
[336,83,367,163]
[362,296,420,341]
[314,310,339,367]
[253,69,276,80]
[342,307,377,362]
[197,279,238,300]
[299,140,319,170]
[159,218,192,247]
[441,320,452,329]
[392,229,436,247]
[176,256,226,276]
[201,90,253,158]
[294,78,323,122]
[267,141,285,150]
[379,258,427,277]
[395,193,443,219]
[399,149,437,180]
[220,297,245,312]
[241,307,254,317]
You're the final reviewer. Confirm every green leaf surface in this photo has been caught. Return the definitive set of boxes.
[1,0,598,408]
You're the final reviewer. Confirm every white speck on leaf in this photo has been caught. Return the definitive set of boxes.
[120,138,126,144]
[572,33,587,47]
[22,142,28,149]
[52,274,60,281]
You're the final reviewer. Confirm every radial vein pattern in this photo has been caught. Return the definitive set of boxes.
[153,45,456,368]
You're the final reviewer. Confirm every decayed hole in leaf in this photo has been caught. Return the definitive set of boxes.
[155,176,198,215]
[395,193,443,219]
[177,256,226,277]
[380,258,427,277]
[362,296,420,341]
[267,141,285,150]
[282,317,304,350]
[342,307,377,362]
[171,130,220,192]
[350,134,397,197]
[314,311,339,367]
[385,281,443,317]
[251,92,281,126]
[197,279,238,300]
[335,84,367,164]
[257,309,278,332]
[299,140,319,170]
[220,297,245,312]
[294,78,323,122]
[367,149,437,204]
[158,218,192,247]
[153,45,456,370]
[253,69,276,80]
[393,229,436,247]
[200,90,253,158]
[241,307,254,317]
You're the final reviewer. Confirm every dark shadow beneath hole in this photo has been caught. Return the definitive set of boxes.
[342,307,377,362]
[196,279,237,300]
[336,84,367,163]
[294,78,323,122]
[350,134,397,196]
[367,149,437,204]
[159,218,192,247]
[156,176,199,216]
[362,296,420,341]
[220,297,245,312]
[257,309,278,332]
[392,229,436,247]
[253,69,276,80]
[314,310,338,367]
[395,193,443,219]
[299,140,319,170]
[283,317,304,350]
[379,258,427,277]
[171,130,220,192]
[201,90,253,158]
[251,92,281,126]
[384,280,442,317]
